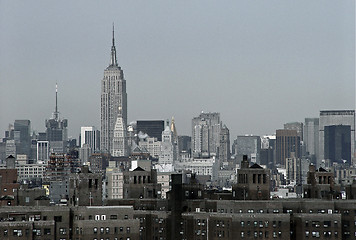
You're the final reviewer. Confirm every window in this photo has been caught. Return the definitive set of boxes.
[101,215,106,220]
[106,227,110,234]
[100,227,104,234]
[127,227,130,233]
[44,228,51,235]
[110,215,118,220]
[93,227,98,234]
[59,228,66,235]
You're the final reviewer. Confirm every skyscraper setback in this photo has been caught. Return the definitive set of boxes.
[101,26,128,154]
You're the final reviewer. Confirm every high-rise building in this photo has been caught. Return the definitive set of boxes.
[45,84,68,154]
[304,118,319,163]
[101,26,127,154]
[159,121,177,165]
[136,120,164,141]
[276,129,301,167]
[13,120,31,157]
[219,125,230,163]
[191,112,221,158]
[319,110,355,166]
[80,126,100,152]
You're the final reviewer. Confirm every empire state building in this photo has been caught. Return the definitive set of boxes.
[101,26,127,154]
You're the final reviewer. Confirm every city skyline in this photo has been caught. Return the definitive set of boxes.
[1,1,355,139]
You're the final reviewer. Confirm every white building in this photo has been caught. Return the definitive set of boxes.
[112,114,128,157]
[80,126,100,152]
[106,163,124,199]
[159,124,177,165]
[37,140,49,162]
[175,156,219,182]
[138,136,161,159]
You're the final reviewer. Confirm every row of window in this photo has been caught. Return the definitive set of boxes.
[93,227,130,234]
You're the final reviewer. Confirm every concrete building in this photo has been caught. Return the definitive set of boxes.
[319,110,355,167]
[101,27,127,154]
[191,112,221,158]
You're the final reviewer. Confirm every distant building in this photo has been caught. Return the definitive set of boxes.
[319,110,355,166]
[159,122,177,165]
[276,130,301,167]
[101,27,127,154]
[138,136,161,159]
[136,120,165,141]
[37,140,49,162]
[13,120,31,158]
[191,112,221,158]
[233,135,261,164]
[304,118,319,163]
[219,125,231,164]
[80,126,100,152]
[45,85,68,154]
[112,114,129,157]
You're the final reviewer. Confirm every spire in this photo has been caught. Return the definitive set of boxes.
[170,117,178,136]
[53,83,59,120]
[110,23,118,67]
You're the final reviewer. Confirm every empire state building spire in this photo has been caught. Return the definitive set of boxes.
[110,23,118,67]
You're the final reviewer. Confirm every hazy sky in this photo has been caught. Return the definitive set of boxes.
[0,1,355,140]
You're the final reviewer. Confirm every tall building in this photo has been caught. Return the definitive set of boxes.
[191,112,221,158]
[13,120,31,157]
[319,110,355,166]
[219,125,231,164]
[136,120,164,141]
[45,84,68,154]
[304,118,319,163]
[80,126,100,152]
[275,130,301,167]
[159,121,177,165]
[112,114,128,157]
[101,26,127,154]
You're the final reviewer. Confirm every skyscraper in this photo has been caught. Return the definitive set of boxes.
[275,129,301,167]
[191,112,221,158]
[319,110,355,166]
[101,26,127,154]
[304,118,319,163]
[45,84,68,154]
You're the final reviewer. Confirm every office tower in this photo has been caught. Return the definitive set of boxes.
[159,121,177,165]
[45,84,68,154]
[191,112,221,158]
[233,135,261,164]
[80,126,100,152]
[276,130,301,167]
[101,26,127,154]
[319,110,355,166]
[136,120,165,141]
[112,114,128,157]
[304,118,319,163]
[13,120,31,157]
[219,125,231,163]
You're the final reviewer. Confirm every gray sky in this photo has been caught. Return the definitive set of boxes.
[0,0,355,140]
